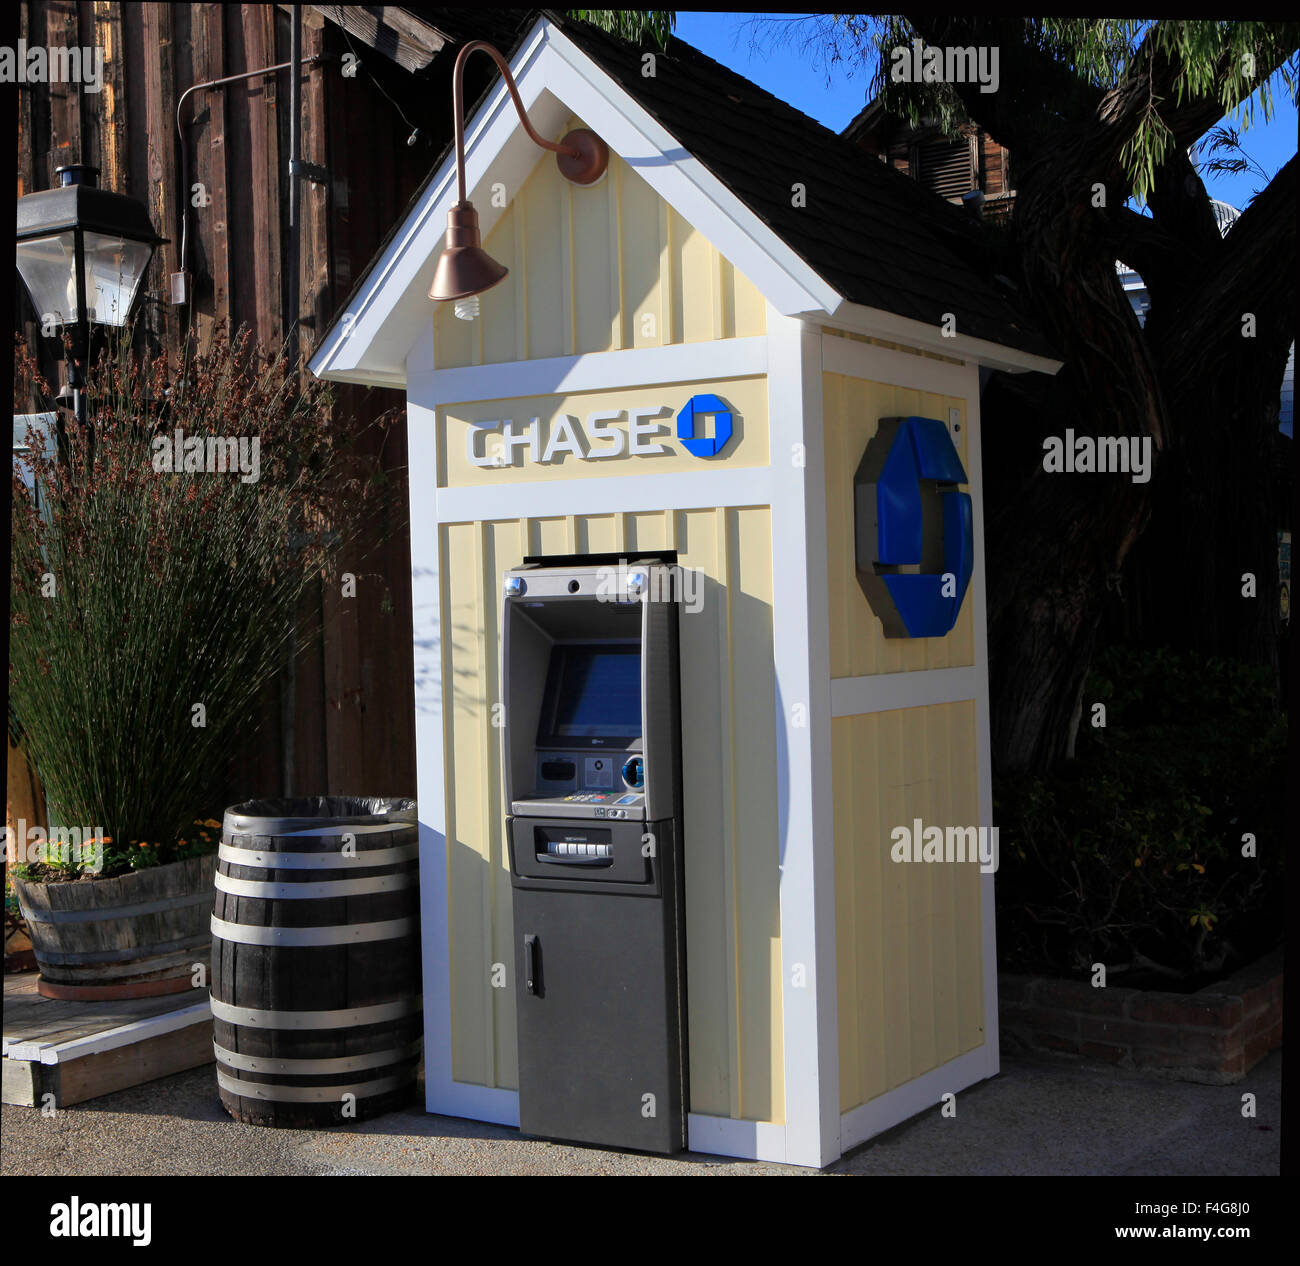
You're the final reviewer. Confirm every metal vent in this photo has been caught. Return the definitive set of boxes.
[916,137,974,201]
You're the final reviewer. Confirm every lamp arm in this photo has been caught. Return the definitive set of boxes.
[452,41,581,204]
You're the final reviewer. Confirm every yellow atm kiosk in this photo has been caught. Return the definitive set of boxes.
[309,13,1060,1165]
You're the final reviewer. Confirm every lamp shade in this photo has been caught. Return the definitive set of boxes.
[15,164,164,329]
[428,201,508,303]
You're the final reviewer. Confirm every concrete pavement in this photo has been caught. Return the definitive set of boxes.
[1,1050,1280,1176]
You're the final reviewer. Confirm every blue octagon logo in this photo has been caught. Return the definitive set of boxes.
[676,394,733,458]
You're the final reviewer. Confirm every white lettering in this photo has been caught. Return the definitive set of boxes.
[586,410,626,459]
[541,414,587,464]
[468,421,502,467]
[627,406,671,455]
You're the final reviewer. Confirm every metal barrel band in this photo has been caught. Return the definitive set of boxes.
[216,1068,412,1103]
[20,890,213,924]
[209,995,422,1029]
[210,915,416,947]
[30,932,209,966]
[225,820,413,839]
[217,842,419,870]
[214,871,417,900]
[213,1039,423,1075]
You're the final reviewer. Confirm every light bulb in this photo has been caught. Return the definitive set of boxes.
[454,295,480,322]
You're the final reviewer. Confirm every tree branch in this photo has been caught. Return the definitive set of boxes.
[1152,152,1297,387]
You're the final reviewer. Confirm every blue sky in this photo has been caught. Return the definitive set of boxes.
[674,11,1298,213]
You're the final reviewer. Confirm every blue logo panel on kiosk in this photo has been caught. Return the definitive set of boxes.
[854,415,974,639]
[501,554,687,1154]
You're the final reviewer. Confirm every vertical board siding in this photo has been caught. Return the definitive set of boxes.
[439,507,783,1123]
[434,117,767,368]
[832,703,984,1112]
[821,372,975,678]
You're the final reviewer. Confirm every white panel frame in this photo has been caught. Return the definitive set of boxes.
[406,325,518,1128]
[687,1113,788,1163]
[766,306,840,1168]
[437,467,775,524]
[407,334,767,403]
[966,364,1001,1084]
[831,666,979,717]
[839,1043,990,1153]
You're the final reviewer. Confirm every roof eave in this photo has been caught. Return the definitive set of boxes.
[817,298,1063,376]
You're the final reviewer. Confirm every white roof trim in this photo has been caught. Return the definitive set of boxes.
[310,16,842,386]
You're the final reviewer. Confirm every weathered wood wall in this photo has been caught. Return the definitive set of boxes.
[14,1,470,801]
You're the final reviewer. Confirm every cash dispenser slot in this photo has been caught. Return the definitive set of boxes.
[509,819,658,889]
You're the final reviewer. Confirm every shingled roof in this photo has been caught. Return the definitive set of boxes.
[546,12,1052,358]
[317,8,1056,368]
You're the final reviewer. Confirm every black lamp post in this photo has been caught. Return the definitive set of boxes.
[16,163,165,424]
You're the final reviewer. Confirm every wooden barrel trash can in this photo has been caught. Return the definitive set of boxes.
[211,797,422,1127]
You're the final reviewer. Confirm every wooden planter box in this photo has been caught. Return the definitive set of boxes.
[11,854,216,999]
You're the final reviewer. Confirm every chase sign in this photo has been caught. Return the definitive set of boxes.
[466,394,736,468]
[854,415,974,639]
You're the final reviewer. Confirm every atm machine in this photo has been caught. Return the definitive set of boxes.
[501,552,688,1154]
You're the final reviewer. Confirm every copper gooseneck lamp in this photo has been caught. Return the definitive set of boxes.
[430,40,609,320]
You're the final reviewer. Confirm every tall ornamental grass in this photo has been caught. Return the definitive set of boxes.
[10,330,374,878]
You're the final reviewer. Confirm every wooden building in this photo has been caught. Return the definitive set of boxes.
[844,97,1016,224]
[14,5,532,800]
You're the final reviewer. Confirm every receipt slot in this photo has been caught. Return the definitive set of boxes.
[502,553,687,1154]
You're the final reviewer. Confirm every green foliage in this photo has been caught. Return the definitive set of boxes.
[569,10,674,48]
[995,648,1285,980]
[10,330,377,880]
[747,16,1297,200]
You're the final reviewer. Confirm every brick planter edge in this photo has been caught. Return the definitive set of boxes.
[999,947,1283,1084]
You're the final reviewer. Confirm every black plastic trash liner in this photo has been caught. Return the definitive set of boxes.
[210,797,421,1127]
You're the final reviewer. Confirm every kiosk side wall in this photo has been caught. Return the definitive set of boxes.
[819,359,993,1120]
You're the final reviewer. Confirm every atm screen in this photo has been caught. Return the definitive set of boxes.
[540,644,641,741]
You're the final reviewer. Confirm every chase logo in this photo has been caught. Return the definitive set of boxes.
[676,393,733,458]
